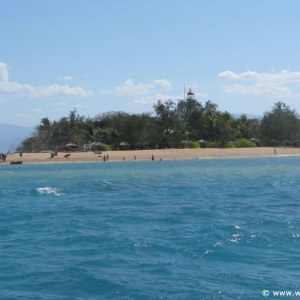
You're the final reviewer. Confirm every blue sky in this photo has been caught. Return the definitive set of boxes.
[1,0,300,127]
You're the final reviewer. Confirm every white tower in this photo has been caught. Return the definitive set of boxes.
[187,89,195,100]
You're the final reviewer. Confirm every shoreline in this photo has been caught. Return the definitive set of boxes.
[1,147,300,165]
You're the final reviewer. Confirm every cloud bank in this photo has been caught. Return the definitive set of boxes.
[0,62,92,98]
[102,79,206,107]
[126,93,182,106]
[58,76,73,80]
[127,92,207,106]
[101,79,172,96]
[218,70,300,98]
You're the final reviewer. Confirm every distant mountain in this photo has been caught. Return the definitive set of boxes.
[0,124,35,153]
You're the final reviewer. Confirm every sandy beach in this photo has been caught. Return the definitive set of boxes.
[1,147,300,164]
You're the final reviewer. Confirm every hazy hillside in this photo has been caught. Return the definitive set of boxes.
[0,124,35,153]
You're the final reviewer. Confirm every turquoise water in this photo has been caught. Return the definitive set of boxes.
[1,156,300,299]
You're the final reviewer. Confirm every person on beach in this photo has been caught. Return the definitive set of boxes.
[152,155,154,161]
[274,149,277,155]
[19,152,23,158]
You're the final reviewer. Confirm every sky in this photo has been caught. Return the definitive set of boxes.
[1,0,300,127]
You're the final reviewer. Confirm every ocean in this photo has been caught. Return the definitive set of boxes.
[0,156,300,299]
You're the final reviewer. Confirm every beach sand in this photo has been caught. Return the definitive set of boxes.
[1,147,300,164]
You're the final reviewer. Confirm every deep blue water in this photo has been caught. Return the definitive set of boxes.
[1,156,300,299]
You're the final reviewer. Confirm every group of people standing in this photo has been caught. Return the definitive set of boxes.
[101,154,157,161]
[102,154,109,161]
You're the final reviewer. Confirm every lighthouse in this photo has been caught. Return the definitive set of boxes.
[187,89,195,100]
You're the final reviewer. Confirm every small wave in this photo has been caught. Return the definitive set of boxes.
[36,187,64,196]
[229,238,239,243]
[134,242,151,248]
[204,249,213,254]
[214,241,223,247]
[291,233,300,238]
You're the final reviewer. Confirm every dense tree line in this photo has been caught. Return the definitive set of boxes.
[18,99,300,152]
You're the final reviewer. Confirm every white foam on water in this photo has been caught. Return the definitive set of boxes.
[36,187,64,196]
[134,242,151,248]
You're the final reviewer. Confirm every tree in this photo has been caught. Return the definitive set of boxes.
[176,98,203,123]
[261,102,300,145]
[19,100,300,152]
[187,109,205,140]
[176,98,203,140]
[153,100,183,148]
[216,112,235,146]
[202,100,219,141]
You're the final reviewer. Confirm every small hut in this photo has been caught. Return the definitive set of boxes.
[198,139,208,148]
[250,138,260,146]
[65,143,79,151]
[91,142,106,151]
[119,142,131,150]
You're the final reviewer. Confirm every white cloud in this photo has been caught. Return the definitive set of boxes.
[58,76,73,80]
[53,102,67,106]
[218,70,300,98]
[74,104,90,108]
[101,79,172,96]
[127,92,207,106]
[34,85,92,97]
[32,108,43,113]
[194,92,207,98]
[127,94,172,105]
[0,62,9,81]
[0,62,92,98]
[185,84,199,89]
[152,79,172,90]
[126,93,184,106]
[13,113,38,121]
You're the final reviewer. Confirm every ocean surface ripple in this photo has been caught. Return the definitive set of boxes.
[1,156,300,299]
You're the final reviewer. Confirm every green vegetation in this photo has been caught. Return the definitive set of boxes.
[224,142,236,149]
[18,100,300,152]
[234,139,257,148]
[188,141,201,149]
[207,141,220,148]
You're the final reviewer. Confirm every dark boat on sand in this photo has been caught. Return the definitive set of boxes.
[10,161,23,165]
